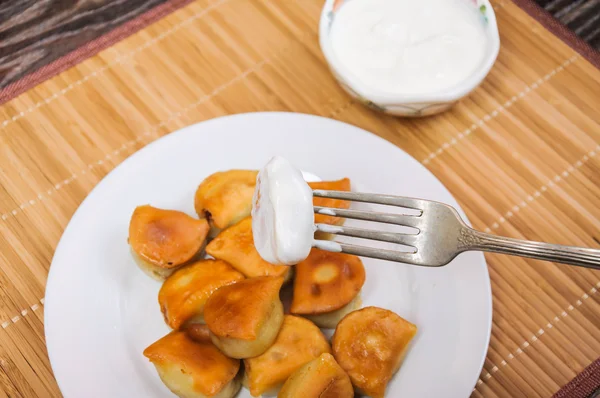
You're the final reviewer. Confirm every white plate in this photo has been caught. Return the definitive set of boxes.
[45,112,491,398]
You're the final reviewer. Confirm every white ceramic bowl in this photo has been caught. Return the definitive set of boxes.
[319,0,500,117]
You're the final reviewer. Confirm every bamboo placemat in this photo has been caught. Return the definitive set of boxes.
[0,0,598,397]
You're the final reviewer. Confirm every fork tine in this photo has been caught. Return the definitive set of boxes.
[314,241,419,265]
[315,223,418,247]
[312,190,425,212]
[314,206,423,229]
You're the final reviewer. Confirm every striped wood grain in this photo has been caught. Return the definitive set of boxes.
[0,0,598,397]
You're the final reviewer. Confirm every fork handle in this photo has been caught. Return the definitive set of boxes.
[462,228,600,270]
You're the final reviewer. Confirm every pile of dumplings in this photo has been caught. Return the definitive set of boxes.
[129,170,417,398]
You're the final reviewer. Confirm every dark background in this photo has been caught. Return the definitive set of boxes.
[536,0,600,48]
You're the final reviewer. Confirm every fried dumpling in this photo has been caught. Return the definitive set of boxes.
[194,170,258,236]
[129,205,210,280]
[291,249,365,328]
[279,353,354,398]
[205,217,291,281]
[204,276,285,359]
[332,307,417,398]
[309,178,351,227]
[143,325,241,398]
[243,315,331,397]
[159,259,245,329]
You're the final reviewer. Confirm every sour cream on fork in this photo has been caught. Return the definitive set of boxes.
[252,156,315,265]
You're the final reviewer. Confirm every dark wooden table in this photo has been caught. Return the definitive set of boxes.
[0,0,170,88]
[536,0,600,49]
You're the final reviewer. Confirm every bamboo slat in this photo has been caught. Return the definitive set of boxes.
[0,0,598,397]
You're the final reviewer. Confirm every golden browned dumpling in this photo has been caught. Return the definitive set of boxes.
[205,217,291,281]
[143,325,241,398]
[309,178,351,227]
[129,205,210,280]
[159,259,245,329]
[279,353,354,398]
[243,315,331,397]
[194,170,258,236]
[332,307,417,398]
[204,276,285,359]
[291,249,365,328]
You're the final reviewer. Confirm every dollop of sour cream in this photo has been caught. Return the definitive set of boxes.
[329,0,488,95]
[252,156,315,265]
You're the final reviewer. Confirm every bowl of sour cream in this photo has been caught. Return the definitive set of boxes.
[319,0,500,117]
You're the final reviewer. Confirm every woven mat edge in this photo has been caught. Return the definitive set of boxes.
[511,0,600,69]
[0,0,195,105]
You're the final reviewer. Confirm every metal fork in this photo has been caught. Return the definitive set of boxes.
[312,190,600,270]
